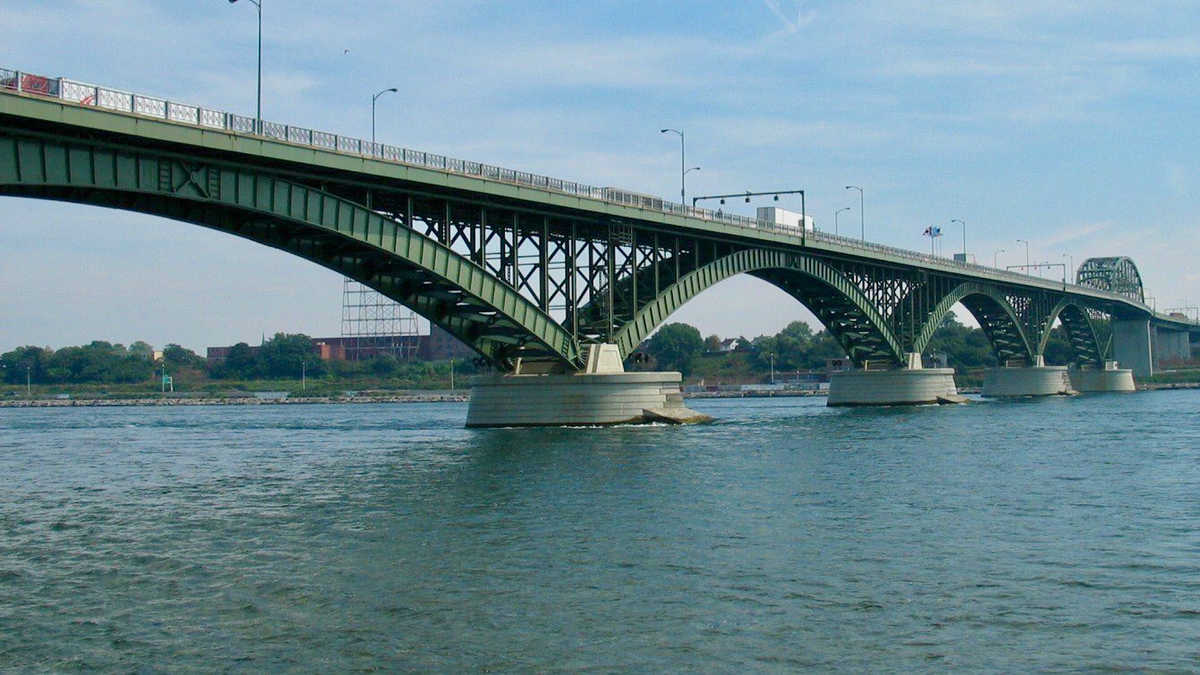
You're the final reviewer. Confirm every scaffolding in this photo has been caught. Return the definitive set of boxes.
[340,278,420,360]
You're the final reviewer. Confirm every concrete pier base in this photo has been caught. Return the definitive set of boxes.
[827,354,958,407]
[466,371,707,427]
[982,357,1074,397]
[465,344,710,427]
[1070,361,1136,393]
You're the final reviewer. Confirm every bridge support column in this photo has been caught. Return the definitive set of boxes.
[465,345,711,427]
[1113,319,1154,378]
[826,353,958,407]
[1155,326,1191,367]
[1070,361,1136,393]
[982,355,1074,397]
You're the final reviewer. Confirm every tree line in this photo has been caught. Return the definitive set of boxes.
[637,315,1075,377]
[0,333,478,386]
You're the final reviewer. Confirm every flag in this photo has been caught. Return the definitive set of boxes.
[924,226,942,237]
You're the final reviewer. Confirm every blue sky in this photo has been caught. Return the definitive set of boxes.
[2,0,1199,352]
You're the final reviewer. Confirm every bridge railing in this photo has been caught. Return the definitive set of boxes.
[2,65,1188,319]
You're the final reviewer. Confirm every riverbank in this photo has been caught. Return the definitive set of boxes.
[0,393,467,407]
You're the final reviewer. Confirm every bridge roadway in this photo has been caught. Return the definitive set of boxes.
[1,67,1197,422]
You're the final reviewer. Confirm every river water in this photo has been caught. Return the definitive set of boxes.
[2,391,1199,671]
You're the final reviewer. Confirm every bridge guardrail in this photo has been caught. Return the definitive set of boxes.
[2,65,1193,323]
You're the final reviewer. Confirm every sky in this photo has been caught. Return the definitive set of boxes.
[2,0,1200,353]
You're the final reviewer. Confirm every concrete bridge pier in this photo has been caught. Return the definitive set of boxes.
[465,345,711,427]
[1070,361,1136,393]
[1113,319,1154,377]
[826,353,958,406]
[1155,326,1192,368]
[981,355,1074,397]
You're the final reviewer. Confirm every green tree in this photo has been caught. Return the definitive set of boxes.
[258,333,325,378]
[703,334,722,353]
[222,342,258,379]
[163,343,206,370]
[645,323,704,375]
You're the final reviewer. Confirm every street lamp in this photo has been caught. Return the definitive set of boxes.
[228,0,262,134]
[1016,238,1030,272]
[951,218,966,257]
[835,207,850,236]
[660,128,693,204]
[371,87,398,146]
[301,360,306,392]
[993,248,1005,268]
[845,185,864,240]
[768,352,775,384]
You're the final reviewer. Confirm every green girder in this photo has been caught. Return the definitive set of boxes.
[612,248,906,366]
[915,282,1035,363]
[1039,300,1105,366]
[0,129,581,370]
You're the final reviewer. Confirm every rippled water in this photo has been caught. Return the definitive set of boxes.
[2,392,1200,670]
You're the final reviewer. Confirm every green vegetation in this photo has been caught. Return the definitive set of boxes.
[636,315,1098,384]
[0,333,476,398]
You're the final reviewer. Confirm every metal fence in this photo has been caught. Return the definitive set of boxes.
[0,65,1173,316]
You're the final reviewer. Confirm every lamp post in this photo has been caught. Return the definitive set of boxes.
[993,248,1005,268]
[228,0,262,134]
[951,218,966,257]
[301,360,306,392]
[845,185,864,240]
[768,352,775,384]
[660,128,693,204]
[1016,239,1030,272]
[371,87,398,146]
[835,207,850,236]
[26,365,30,396]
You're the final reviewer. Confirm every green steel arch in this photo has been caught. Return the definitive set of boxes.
[1076,256,1144,303]
[614,248,906,366]
[0,131,581,371]
[1038,299,1105,366]
[913,282,1036,363]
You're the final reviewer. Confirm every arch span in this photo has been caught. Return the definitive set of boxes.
[913,282,1036,364]
[1038,300,1105,367]
[0,132,580,371]
[1077,256,1144,303]
[614,248,906,367]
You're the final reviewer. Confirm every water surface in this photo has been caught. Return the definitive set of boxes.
[2,392,1199,670]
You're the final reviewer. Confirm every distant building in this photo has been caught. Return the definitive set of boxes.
[717,338,741,353]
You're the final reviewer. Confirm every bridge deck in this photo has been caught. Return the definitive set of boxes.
[1,65,1197,334]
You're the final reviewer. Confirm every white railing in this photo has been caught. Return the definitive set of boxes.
[0,65,1183,319]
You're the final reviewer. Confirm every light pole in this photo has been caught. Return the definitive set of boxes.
[1062,253,1074,284]
[1016,238,1030,272]
[951,218,966,257]
[835,207,850,236]
[660,128,692,204]
[26,365,30,396]
[228,0,262,134]
[993,248,1005,268]
[371,87,398,146]
[768,352,775,384]
[845,185,864,240]
[301,360,306,392]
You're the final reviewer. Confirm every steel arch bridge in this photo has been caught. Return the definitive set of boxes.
[0,70,1192,374]
[1076,256,1145,304]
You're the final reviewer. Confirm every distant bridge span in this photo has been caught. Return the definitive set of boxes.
[1,67,1196,377]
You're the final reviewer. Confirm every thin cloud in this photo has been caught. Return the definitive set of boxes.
[762,0,816,34]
